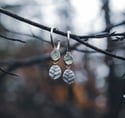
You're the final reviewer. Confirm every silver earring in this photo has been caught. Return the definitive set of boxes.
[49,27,62,80]
[63,31,75,84]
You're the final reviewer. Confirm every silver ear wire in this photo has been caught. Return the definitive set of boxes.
[67,31,71,51]
[50,27,55,48]
[56,40,61,50]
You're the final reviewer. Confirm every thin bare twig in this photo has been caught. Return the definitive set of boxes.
[0,34,26,43]
[0,67,18,77]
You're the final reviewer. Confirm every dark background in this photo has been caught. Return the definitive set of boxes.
[0,0,125,118]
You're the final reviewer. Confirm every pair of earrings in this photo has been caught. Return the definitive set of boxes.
[49,27,75,84]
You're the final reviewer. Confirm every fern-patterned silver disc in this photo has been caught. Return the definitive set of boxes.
[63,68,75,84]
[49,65,62,80]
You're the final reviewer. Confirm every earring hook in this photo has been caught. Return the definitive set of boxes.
[56,40,61,50]
[50,27,55,48]
[67,30,71,51]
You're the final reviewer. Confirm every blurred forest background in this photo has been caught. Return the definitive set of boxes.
[0,0,125,118]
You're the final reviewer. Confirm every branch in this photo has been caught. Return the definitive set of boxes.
[79,32,125,39]
[74,36,125,60]
[0,67,18,77]
[104,21,125,32]
[0,54,50,78]
[0,8,125,61]
[0,34,26,43]
[1,27,50,44]
[0,8,125,40]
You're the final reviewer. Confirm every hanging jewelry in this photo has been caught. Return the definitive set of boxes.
[49,27,62,80]
[63,31,75,84]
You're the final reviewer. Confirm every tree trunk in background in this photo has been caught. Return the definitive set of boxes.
[102,0,114,117]
[103,0,124,118]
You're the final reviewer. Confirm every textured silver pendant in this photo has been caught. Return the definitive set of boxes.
[63,68,75,84]
[49,65,62,80]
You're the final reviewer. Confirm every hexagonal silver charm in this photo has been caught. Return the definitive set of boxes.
[63,68,75,84]
[64,51,73,65]
[50,48,60,61]
[49,65,62,80]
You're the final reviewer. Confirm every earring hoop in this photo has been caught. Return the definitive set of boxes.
[49,27,62,80]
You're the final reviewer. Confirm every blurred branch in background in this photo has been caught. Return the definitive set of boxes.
[0,67,18,76]
[0,33,26,43]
